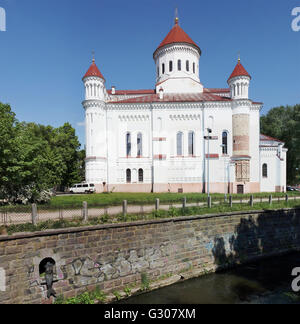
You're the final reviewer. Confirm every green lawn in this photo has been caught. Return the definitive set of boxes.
[47,191,300,209]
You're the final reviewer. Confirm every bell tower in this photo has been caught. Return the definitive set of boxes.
[228,57,252,186]
[82,55,107,185]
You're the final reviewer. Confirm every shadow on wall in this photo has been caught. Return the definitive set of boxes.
[212,208,300,271]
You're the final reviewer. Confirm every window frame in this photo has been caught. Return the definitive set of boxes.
[138,169,144,183]
[126,132,131,157]
[137,132,143,157]
[177,132,183,156]
[222,131,228,155]
[178,59,181,71]
[188,131,195,156]
[186,60,189,72]
[126,169,131,183]
[262,164,268,178]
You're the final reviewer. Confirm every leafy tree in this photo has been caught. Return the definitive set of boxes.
[261,104,300,185]
[0,103,84,203]
[0,103,18,193]
[52,123,82,189]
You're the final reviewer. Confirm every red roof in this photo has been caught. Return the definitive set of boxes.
[109,93,232,104]
[107,89,155,95]
[83,61,105,80]
[154,19,201,56]
[204,88,230,93]
[228,60,251,82]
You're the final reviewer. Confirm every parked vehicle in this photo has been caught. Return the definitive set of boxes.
[287,186,296,191]
[69,183,96,194]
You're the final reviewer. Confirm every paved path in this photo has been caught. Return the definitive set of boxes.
[1,196,300,225]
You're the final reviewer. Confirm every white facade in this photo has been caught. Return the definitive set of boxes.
[82,19,287,194]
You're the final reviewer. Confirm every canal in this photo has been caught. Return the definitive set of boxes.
[117,252,300,304]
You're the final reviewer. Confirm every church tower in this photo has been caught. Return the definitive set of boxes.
[228,58,252,188]
[153,16,203,93]
[82,57,107,185]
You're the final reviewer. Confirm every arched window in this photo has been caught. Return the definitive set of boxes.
[126,132,131,157]
[137,132,143,157]
[193,62,196,74]
[178,59,181,71]
[222,131,228,155]
[162,63,165,74]
[157,66,159,77]
[188,131,195,156]
[138,169,144,183]
[126,169,131,183]
[186,60,189,72]
[177,132,183,156]
[262,164,268,178]
[169,61,173,72]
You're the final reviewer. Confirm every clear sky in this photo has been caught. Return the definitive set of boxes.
[0,0,299,146]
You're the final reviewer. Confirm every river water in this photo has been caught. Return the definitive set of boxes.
[118,252,300,304]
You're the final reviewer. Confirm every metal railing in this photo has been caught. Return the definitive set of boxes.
[0,194,299,227]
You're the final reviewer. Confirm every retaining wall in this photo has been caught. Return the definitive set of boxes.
[0,208,300,304]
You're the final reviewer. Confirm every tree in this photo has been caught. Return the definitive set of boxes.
[0,103,18,195]
[0,102,84,203]
[52,123,82,190]
[261,104,300,185]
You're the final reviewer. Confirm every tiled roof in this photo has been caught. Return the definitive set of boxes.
[228,61,251,82]
[109,93,232,104]
[83,61,105,80]
[154,19,201,55]
[107,89,155,95]
[260,134,284,143]
[204,88,230,93]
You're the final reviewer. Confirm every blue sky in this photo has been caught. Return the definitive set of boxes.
[0,0,299,146]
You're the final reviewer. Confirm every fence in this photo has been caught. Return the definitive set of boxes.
[1,194,300,227]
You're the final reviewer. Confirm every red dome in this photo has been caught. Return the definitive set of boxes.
[228,60,251,82]
[154,19,201,56]
[83,61,105,80]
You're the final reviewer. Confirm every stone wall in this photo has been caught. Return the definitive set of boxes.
[0,208,300,304]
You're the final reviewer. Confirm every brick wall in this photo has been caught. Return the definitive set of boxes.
[0,208,300,304]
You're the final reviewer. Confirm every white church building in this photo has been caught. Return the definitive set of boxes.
[82,17,287,194]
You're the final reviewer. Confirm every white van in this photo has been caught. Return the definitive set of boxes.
[69,183,96,194]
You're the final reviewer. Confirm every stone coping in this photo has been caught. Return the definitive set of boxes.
[0,208,299,242]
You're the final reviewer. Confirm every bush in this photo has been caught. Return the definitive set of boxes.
[0,185,53,205]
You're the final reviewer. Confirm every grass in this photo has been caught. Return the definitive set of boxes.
[44,191,300,210]
[1,199,300,235]
[141,272,150,291]
[54,286,107,304]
